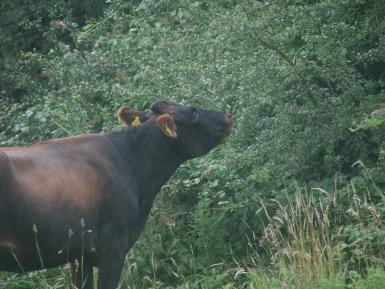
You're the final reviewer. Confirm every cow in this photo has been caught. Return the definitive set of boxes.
[0,100,233,289]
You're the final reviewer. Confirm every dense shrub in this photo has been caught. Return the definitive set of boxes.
[1,0,385,288]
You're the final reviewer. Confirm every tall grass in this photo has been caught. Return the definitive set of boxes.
[257,178,385,288]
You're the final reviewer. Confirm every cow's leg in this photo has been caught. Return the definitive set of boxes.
[97,238,128,289]
[71,259,94,289]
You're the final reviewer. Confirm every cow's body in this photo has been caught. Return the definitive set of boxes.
[0,100,232,289]
[1,135,116,271]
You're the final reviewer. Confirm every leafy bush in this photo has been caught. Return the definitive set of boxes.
[1,0,385,288]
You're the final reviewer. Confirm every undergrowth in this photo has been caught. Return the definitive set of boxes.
[3,177,384,289]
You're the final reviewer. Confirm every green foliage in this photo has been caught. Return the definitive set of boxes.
[1,0,385,288]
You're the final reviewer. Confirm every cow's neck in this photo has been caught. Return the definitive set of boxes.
[111,122,184,205]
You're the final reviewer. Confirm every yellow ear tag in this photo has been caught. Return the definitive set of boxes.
[131,116,141,127]
[165,125,177,138]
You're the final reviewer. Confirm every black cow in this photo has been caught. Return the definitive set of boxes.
[0,100,233,289]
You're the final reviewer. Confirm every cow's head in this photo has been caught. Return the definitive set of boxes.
[150,100,233,159]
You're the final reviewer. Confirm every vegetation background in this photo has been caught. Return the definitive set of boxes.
[1,0,385,288]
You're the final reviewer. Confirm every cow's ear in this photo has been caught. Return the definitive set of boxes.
[117,107,143,127]
[150,100,174,114]
[156,114,177,138]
